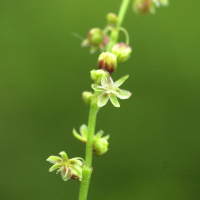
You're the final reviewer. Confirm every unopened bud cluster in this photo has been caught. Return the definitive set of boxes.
[112,43,132,63]
[73,124,109,156]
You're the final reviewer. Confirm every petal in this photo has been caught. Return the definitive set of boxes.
[114,74,129,87]
[70,166,82,176]
[49,163,62,172]
[61,166,69,179]
[101,73,111,87]
[110,93,120,107]
[80,124,88,138]
[90,46,98,54]
[69,159,83,166]
[91,84,104,92]
[46,156,62,164]
[62,173,72,181]
[81,39,90,47]
[94,130,104,139]
[59,151,68,161]
[102,134,110,140]
[73,129,85,142]
[98,92,109,107]
[116,89,132,99]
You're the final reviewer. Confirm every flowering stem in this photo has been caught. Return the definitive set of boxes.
[106,0,131,52]
[78,102,99,200]
[118,0,131,27]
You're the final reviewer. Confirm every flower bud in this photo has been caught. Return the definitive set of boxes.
[93,138,109,156]
[87,28,104,46]
[133,0,155,14]
[106,13,118,27]
[111,43,132,63]
[98,52,117,74]
[90,69,109,85]
[82,91,93,105]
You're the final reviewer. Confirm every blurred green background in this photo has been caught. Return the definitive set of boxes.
[0,0,200,199]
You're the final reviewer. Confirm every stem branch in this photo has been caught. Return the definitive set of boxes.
[118,0,131,27]
[106,0,131,52]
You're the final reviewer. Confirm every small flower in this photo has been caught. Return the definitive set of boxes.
[133,0,154,14]
[91,72,132,107]
[81,28,109,54]
[133,0,168,14]
[111,43,132,63]
[47,151,84,181]
[73,124,110,156]
[98,52,117,74]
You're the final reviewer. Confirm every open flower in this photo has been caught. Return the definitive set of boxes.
[91,72,132,107]
[73,124,110,156]
[133,0,168,14]
[47,151,84,181]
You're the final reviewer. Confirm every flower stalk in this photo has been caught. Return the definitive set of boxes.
[78,1,131,199]
[106,0,131,52]
[78,102,99,200]
[46,0,169,199]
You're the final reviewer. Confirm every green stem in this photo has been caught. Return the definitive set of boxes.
[118,0,131,27]
[106,0,131,52]
[78,102,99,200]
[78,1,130,199]
[119,27,130,45]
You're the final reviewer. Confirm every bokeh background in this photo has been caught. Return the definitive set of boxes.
[1,0,200,199]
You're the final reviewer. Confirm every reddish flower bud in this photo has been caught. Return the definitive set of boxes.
[97,52,117,74]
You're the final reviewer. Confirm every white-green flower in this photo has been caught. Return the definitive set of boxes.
[91,72,132,107]
[47,151,84,181]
